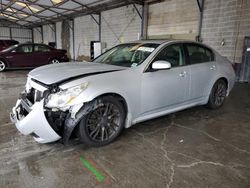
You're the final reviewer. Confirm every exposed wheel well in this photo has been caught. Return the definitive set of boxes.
[95,93,128,115]
[217,77,228,89]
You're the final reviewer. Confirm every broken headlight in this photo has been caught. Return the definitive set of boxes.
[45,82,88,110]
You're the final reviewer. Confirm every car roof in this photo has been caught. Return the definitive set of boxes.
[128,39,203,45]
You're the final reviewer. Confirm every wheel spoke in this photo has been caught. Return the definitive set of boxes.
[101,127,105,141]
[90,125,100,137]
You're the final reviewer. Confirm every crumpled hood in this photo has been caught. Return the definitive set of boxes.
[29,62,125,85]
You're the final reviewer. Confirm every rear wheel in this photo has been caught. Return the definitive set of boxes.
[78,96,126,147]
[207,79,227,109]
[0,60,6,72]
[50,59,60,64]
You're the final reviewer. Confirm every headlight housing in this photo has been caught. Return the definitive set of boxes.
[45,82,88,110]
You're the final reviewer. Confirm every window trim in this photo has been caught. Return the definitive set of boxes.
[184,42,215,65]
[144,42,187,72]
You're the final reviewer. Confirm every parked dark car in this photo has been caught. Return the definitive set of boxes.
[0,43,69,72]
[0,40,19,51]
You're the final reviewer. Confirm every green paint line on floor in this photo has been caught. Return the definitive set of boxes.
[80,156,105,182]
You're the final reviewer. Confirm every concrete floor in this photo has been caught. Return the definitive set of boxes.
[0,70,250,188]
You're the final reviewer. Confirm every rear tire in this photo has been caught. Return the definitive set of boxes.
[0,60,6,72]
[50,59,60,64]
[207,79,227,109]
[78,96,126,147]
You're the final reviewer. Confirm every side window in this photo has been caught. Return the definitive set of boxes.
[154,44,185,67]
[34,45,50,52]
[16,45,33,53]
[186,44,214,64]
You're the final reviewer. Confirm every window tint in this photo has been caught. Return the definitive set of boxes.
[34,45,50,52]
[154,44,185,67]
[186,44,214,64]
[16,45,33,53]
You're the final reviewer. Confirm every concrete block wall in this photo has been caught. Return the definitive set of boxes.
[74,15,99,61]
[147,0,199,40]
[101,4,142,49]
[201,0,250,63]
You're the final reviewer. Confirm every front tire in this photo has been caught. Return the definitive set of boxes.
[0,60,6,72]
[78,96,126,147]
[207,79,227,109]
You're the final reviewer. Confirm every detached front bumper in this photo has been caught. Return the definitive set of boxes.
[10,98,61,143]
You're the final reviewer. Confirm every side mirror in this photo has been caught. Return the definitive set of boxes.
[152,60,171,70]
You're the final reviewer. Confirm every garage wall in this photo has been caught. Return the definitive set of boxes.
[0,20,32,43]
[101,4,142,49]
[33,27,42,43]
[74,15,99,61]
[42,24,56,45]
[201,0,250,63]
[56,21,62,49]
[147,0,199,40]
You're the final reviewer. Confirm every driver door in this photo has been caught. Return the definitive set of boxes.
[7,44,34,67]
[140,43,191,116]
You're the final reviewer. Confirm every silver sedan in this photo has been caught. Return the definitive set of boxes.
[10,40,235,147]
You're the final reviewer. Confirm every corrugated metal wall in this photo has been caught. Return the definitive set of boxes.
[0,27,32,43]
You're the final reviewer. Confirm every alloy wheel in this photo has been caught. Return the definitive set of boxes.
[51,59,60,64]
[0,61,6,72]
[214,82,227,106]
[85,102,122,142]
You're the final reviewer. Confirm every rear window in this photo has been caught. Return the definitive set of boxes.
[7,40,19,45]
[186,44,214,64]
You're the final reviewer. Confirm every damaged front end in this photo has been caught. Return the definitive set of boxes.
[10,77,89,144]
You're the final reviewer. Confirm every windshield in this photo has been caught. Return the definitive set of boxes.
[1,44,18,52]
[93,43,159,67]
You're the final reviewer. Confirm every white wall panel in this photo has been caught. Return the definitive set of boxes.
[42,24,55,45]
[33,27,42,43]
[74,15,99,60]
[56,21,62,49]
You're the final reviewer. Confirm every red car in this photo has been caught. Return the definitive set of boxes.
[0,40,19,51]
[0,43,69,72]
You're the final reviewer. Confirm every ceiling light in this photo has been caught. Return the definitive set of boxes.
[18,13,28,17]
[51,0,63,4]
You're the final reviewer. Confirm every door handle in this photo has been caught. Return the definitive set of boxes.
[179,71,187,77]
[210,65,216,70]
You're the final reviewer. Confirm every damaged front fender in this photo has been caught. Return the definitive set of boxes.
[62,99,100,144]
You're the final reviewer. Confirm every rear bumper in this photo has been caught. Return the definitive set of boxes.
[10,98,61,143]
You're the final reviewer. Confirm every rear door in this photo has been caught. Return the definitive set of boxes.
[33,44,51,66]
[184,43,216,101]
[7,44,34,67]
